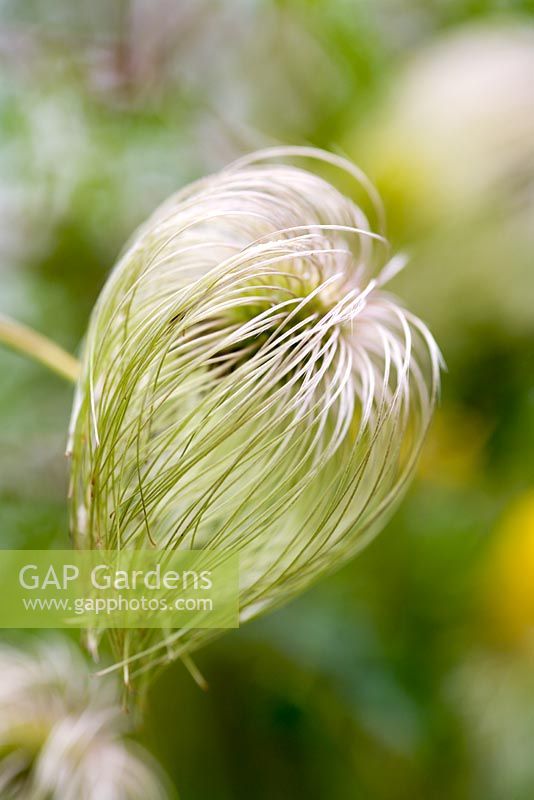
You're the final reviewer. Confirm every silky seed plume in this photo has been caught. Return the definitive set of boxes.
[68,147,442,683]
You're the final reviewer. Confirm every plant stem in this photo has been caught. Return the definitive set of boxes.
[0,314,80,384]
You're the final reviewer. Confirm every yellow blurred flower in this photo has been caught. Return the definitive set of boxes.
[481,491,534,647]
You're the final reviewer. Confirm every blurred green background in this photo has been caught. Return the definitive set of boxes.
[1,1,533,798]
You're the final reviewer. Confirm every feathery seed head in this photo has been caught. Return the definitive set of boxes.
[0,638,170,799]
[68,147,442,681]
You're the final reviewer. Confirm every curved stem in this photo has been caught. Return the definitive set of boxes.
[0,314,80,384]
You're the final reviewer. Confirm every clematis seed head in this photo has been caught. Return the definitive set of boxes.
[68,147,442,681]
[0,638,170,798]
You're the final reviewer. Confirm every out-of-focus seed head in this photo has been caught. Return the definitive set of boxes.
[359,24,534,231]
[0,638,170,799]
